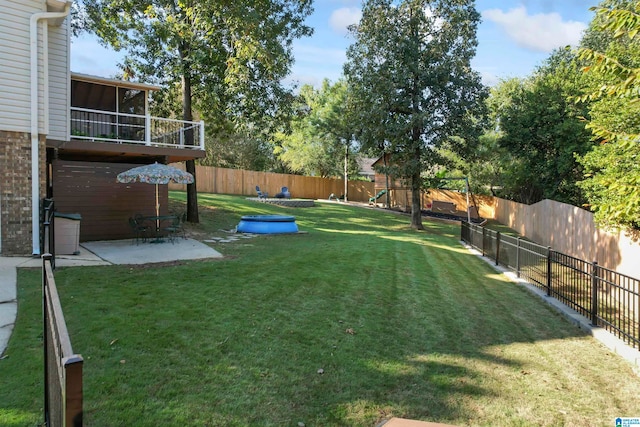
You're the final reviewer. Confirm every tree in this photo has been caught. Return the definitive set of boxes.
[274,80,358,182]
[81,0,313,221]
[576,0,640,231]
[578,1,640,144]
[492,48,593,205]
[344,0,486,229]
[459,78,525,198]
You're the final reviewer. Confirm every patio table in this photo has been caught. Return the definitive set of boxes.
[139,215,177,243]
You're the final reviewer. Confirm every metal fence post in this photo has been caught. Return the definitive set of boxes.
[591,261,599,326]
[495,231,501,266]
[482,227,486,256]
[516,237,521,278]
[546,247,552,297]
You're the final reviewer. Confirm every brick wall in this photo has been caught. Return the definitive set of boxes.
[0,130,46,255]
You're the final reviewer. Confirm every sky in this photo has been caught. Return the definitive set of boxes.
[70,0,601,88]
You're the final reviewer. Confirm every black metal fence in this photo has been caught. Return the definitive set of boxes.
[461,222,640,351]
[42,198,56,270]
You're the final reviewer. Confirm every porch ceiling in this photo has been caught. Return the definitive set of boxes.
[47,139,206,164]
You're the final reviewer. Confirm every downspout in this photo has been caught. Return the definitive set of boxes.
[30,3,71,255]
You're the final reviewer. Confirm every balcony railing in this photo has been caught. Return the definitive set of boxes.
[70,107,205,150]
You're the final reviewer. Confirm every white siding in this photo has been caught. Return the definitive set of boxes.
[0,1,41,133]
[48,20,69,141]
[0,0,70,138]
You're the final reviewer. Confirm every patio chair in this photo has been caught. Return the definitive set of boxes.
[256,186,268,199]
[275,186,291,199]
[162,215,186,243]
[128,216,149,245]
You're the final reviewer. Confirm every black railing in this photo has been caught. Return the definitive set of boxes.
[461,222,640,350]
[42,198,55,270]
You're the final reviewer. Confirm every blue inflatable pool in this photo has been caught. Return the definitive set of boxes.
[237,215,298,234]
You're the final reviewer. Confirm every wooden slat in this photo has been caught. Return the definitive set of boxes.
[52,160,168,241]
[168,164,375,202]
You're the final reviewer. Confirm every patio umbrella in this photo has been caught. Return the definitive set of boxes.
[116,162,194,225]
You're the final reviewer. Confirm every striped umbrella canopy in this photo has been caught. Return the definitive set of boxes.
[117,162,194,220]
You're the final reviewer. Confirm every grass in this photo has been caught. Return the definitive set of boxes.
[1,192,639,426]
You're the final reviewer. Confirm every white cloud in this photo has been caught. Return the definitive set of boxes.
[329,7,362,35]
[480,71,500,87]
[289,43,346,88]
[482,6,587,53]
[293,43,347,66]
[71,34,124,78]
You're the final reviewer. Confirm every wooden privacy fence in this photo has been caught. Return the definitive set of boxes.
[384,188,640,279]
[491,198,640,280]
[382,188,496,219]
[169,165,375,202]
[43,254,83,427]
[168,165,640,278]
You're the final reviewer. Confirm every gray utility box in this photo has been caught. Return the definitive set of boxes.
[54,213,81,255]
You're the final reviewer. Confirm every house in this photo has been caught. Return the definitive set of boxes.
[371,153,407,194]
[0,0,205,255]
[356,156,376,182]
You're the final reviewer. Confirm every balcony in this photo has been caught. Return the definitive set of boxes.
[70,107,205,150]
[51,73,206,163]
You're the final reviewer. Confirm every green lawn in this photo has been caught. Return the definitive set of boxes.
[1,193,639,426]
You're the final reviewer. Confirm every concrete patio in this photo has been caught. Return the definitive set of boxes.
[0,238,223,358]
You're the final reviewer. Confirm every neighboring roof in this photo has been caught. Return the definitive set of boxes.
[371,154,388,168]
[71,72,162,92]
[358,157,377,177]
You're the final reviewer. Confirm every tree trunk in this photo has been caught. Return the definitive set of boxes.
[410,140,423,230]
[182,68,199,223]
[344,141,348,202]
[384,154,390,208]
[410,172,423,229]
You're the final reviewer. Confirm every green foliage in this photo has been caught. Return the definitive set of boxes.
[487,49,593,205]
[461,131,510,196]
[578,141,640,230]
[81,0,313,171]
[274,80,358,178]
[344,0,486,228]
[576,0,640,232]
[578,1,640,144]
[202,128,274,171]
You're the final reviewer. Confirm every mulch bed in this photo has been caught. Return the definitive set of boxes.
[421,209,485,224]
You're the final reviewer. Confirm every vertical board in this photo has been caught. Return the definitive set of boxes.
[168,165,375,202]
[52,160,167,241]
[165,164,640,277]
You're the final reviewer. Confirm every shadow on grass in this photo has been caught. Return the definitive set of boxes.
[3,193,634,426]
